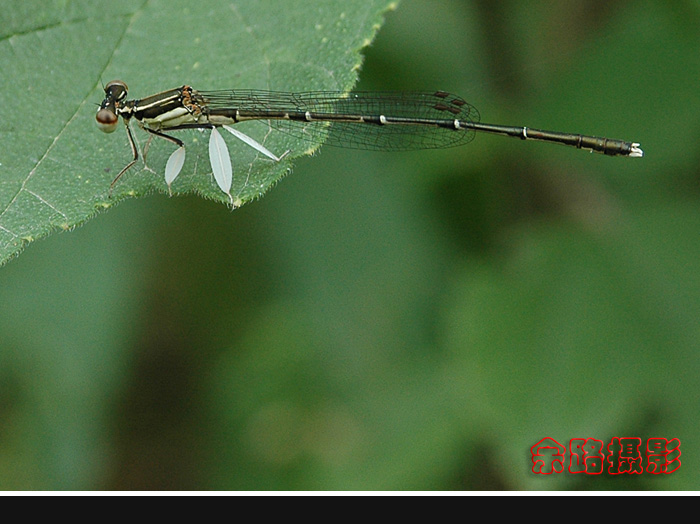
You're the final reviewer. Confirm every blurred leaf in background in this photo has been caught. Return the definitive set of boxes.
[1,0,699,491]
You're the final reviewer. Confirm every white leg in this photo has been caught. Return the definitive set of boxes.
[222,125,287,161]
[209,127,233,204]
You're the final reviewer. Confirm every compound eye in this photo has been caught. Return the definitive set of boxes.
[96,107,119,133]
[104,80,128,100]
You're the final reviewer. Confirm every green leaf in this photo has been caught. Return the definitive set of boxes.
[440,203,700,489]
[0,0,397,265]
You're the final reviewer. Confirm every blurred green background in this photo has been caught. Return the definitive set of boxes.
[1,0,699,490]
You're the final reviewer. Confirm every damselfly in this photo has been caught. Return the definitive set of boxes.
[96,80,643,200]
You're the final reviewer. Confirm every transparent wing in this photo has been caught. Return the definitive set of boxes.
[195,90,480,151]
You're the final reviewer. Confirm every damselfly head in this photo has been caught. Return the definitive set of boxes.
[104,80,128,101]
[96,80,129,133]
[96,107,119,133]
